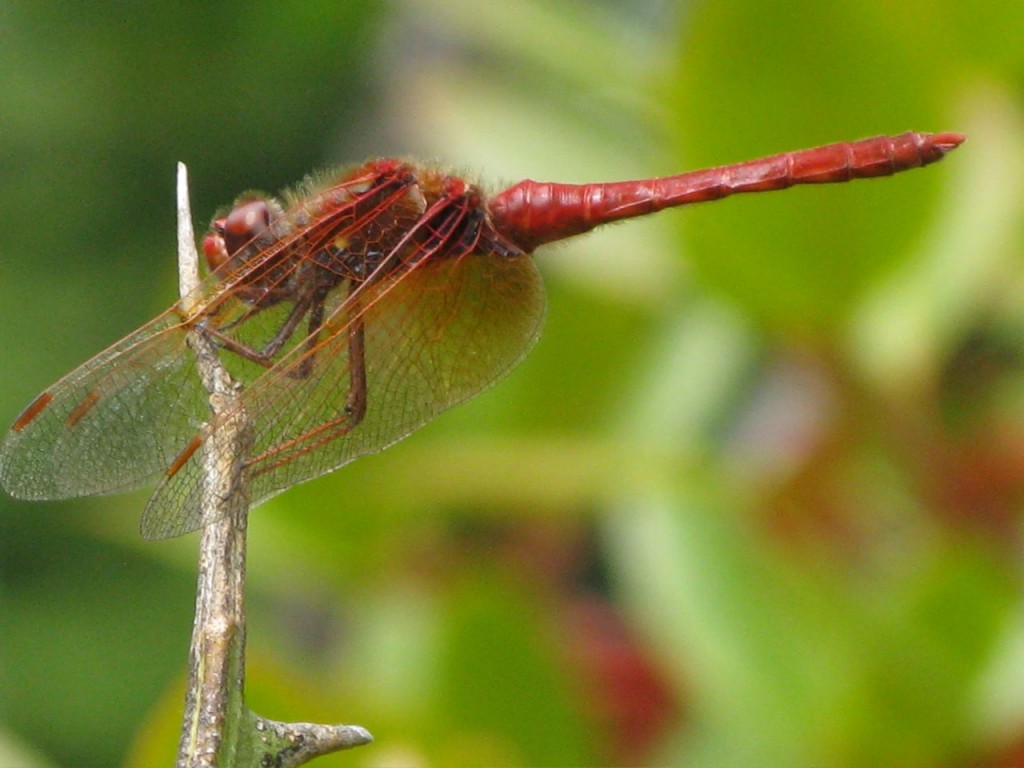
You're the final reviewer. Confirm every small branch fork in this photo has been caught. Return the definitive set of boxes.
[174,163,372,768]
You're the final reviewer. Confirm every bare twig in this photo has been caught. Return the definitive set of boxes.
[175,161,253,768]
[173,164,372,767]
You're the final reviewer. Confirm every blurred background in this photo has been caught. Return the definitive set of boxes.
[0,0,1022,765]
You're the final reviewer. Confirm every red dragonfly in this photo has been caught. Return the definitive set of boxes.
[0,132,963,539]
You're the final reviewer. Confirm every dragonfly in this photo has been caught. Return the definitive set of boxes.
[0,131,964,539]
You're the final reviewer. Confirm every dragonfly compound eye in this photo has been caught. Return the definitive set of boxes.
[223,199,272,256]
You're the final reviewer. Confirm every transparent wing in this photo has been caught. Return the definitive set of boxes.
[0,237,319,502]
[140,248,545,539]
[0,312,206,499]
[0,277,315,502]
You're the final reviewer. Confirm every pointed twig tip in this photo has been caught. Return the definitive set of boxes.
[350,725,374,745]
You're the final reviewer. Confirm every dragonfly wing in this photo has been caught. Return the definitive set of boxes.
[140,249,545,539]
[0,313,210,500]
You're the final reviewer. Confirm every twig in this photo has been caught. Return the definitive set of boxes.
[173,163,372,767]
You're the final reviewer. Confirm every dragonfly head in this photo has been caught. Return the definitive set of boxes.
[203,196,284,277]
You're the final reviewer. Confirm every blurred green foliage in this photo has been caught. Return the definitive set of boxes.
[1,0,1023,766]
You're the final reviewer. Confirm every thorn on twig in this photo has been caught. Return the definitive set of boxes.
[251,717,374,767]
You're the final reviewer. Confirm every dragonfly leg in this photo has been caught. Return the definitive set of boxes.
[288,278,369,427]
[343,295,367,425]
[243,292,368,480]
[199,290,316,369]
[288,285,330,379]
